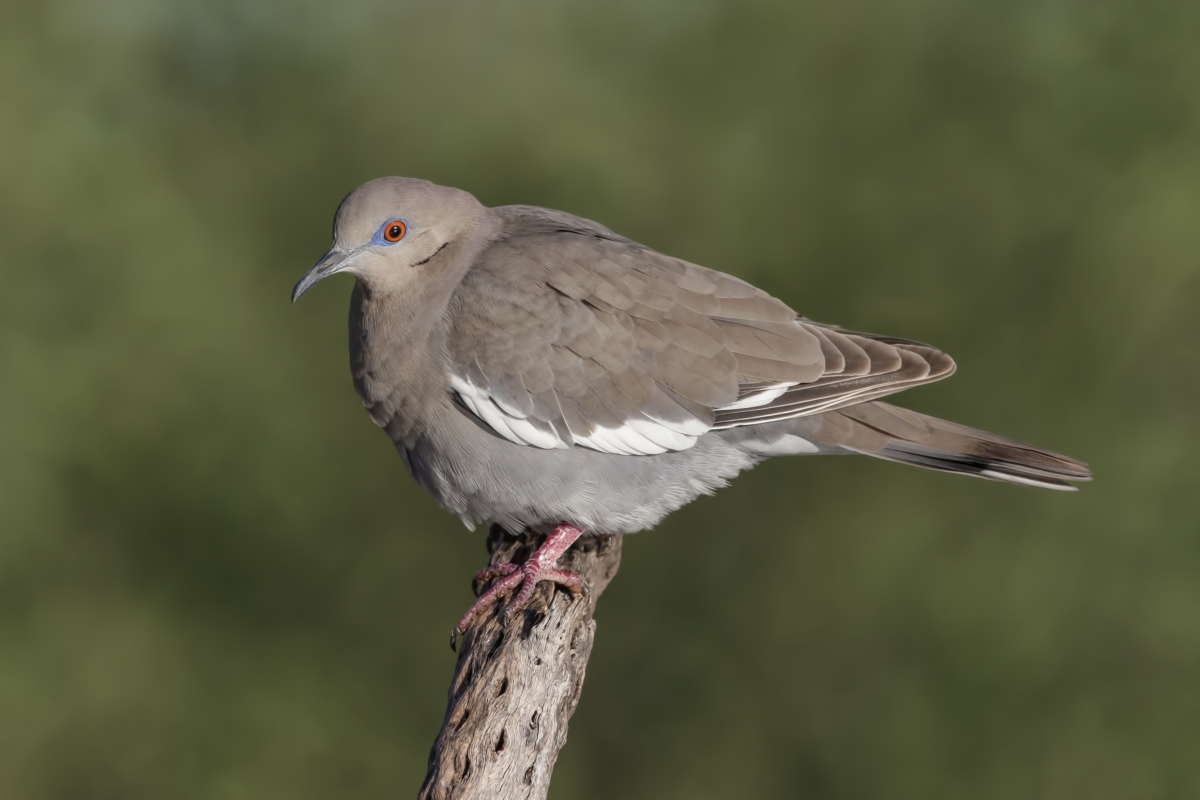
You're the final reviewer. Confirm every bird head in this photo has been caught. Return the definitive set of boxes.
[291,176,486,302]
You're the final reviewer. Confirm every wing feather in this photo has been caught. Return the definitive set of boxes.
[443,206,957,455]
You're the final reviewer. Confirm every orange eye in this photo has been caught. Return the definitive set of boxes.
[383,220,407,242]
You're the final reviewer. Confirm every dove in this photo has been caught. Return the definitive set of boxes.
[291,177,1090,645]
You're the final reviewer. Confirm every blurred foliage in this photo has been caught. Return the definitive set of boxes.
[2,0,1199,797]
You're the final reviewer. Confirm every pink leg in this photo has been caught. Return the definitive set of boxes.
[451,523,585,650]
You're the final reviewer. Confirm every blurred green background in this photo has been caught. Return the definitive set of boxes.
[2,0,1199,797]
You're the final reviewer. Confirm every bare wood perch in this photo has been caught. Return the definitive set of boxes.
[419,525,623,800]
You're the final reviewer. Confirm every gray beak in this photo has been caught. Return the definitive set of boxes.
[291,248,356,302]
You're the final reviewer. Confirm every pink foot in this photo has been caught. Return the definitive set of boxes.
[451,523,585,650]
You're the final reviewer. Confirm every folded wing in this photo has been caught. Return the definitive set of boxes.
[444,207,955,455]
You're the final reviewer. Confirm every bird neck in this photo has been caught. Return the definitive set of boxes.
[348,221,500,445]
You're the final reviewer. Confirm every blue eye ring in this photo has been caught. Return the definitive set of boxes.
[373,219,408,245]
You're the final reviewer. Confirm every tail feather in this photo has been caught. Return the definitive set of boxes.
[791,401,1092,490]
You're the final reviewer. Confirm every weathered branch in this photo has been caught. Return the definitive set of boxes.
[419,525,623,800]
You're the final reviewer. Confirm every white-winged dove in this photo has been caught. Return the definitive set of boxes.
[292,177,1090,644]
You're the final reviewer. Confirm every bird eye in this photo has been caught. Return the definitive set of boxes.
[382,220,407,243]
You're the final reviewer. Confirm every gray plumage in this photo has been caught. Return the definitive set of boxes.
[293,177,1091,536]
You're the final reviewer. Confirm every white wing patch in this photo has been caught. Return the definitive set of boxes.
[450,373,567,449]
[716,383,792,411]
[449,372,706,455]
[570,412,702,455]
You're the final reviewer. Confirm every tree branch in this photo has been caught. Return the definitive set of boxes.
[420,525,623,800]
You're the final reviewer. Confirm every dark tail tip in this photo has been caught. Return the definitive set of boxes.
[878,441,1091,490]
[837,401,1092,490]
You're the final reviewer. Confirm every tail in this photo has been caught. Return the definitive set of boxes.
[790,401,1092,490]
